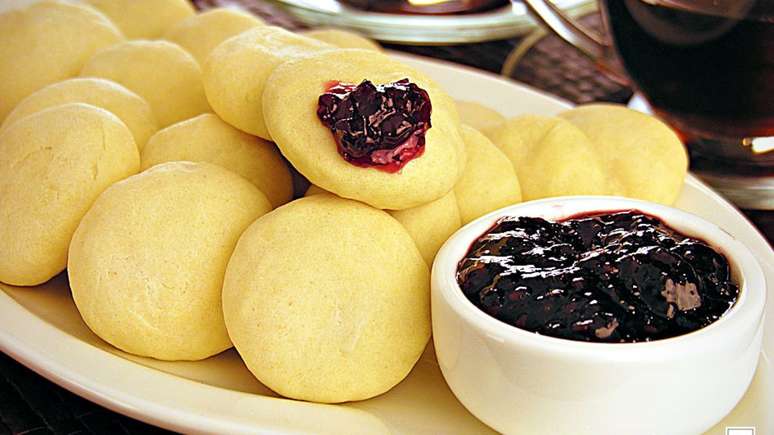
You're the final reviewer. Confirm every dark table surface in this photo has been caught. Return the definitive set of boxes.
[1,1,772,434]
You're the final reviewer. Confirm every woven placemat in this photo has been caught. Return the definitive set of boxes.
[0,353,171,435]
[502,14,632,104]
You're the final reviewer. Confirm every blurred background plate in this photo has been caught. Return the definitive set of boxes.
[265,0,596,44]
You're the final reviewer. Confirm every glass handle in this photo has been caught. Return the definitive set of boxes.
[521,0,628,82]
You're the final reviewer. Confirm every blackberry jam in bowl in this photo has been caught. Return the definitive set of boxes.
[431,196,766,435]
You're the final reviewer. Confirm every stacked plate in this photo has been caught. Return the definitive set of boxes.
[269,0,596,44]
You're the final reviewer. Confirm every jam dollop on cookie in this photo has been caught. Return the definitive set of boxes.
[457,211,739,343]
[317,78,432,173]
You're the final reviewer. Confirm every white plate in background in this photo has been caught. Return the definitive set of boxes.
[270,0,595,44]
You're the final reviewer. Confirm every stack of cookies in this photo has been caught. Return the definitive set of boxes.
[0,0,687,404]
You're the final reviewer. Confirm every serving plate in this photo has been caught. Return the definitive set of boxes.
[269,0,596,44]
[0,53,771,434]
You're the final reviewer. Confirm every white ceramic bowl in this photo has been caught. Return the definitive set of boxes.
[432,196,766,435]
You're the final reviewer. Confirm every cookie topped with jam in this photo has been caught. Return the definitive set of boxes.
[263,49,465,210]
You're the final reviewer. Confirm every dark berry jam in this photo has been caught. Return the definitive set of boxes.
[317,78,431,173]
[456,211,739,343]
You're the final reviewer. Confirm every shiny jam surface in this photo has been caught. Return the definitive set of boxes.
[456,211,739,343]
[317,78,431,173]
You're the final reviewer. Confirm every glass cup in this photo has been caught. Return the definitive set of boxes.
[523,0,774,209]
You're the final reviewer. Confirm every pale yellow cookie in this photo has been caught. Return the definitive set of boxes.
[222,194,430,403]
[203,26,331,140]
[264,49,465,210]
[141,113,293,207]
[0,103,139,286]
[388,191,461,265]
[487,106,686,205]
[1,78,158,150]
[559,104,687,205]
[0,0,123,121]
[304,184,327,196]
[302,28,381,51]
[69,161,272,361]
[81,39,210,127]
[455,125,521,224]
[455,101,506,135]
[304,185,461,265]
[164,7,264,64]
[487,115,620,201]
[0,0,39,13]
[83,0,195,39]
[487,114,559,171]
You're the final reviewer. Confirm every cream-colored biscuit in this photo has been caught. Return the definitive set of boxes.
[83,0,195,39]
[0,0,40,13]
[223,194,430,403]
[203,26,331,140]
[487,114,559,172]
[81,39,210,127]
[455,101,506,135]
[302,28,381,51]
[304,186,461,265]
[0,103,139,286]
[0,0,123,121]
[455,125,521,224]
[388,191,461,265]
[264,49,465,210]
[304,184,327,196]
[141,113,293,207]
[559,104,687,205]
[164,7,264,64]
[69,161,272,361]
[487,114,619,201]
[488,106,686,205]
[1,78,158,151]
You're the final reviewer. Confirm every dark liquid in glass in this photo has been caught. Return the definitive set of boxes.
[601,0,774,150]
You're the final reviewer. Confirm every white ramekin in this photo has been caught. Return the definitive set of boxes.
[432,196,766,435]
